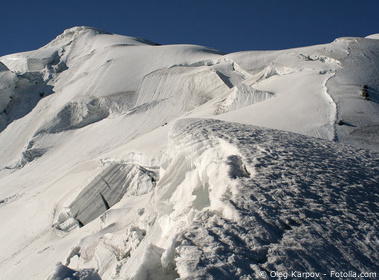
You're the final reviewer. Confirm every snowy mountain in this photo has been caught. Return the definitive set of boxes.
[0,26,378,280]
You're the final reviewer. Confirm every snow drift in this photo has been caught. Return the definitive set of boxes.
[0,27,379,279]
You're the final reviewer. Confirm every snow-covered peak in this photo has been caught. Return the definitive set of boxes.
[43,26,158,50]
[365,33,379,39]
[43,26,111,48]
[0,26,161,74]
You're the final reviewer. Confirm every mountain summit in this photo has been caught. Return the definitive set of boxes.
[0,27,378,280]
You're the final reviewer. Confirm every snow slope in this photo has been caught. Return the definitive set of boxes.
[0,27,378,279]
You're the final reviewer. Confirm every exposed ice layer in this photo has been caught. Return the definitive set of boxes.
[0,70,54,132]
[57,162,157,228]
[0,70,18,130]
[216,84,275,114]
[18,140,46,167]
[1,57,52,73]
[136,66,228,113]
[48,262,101,280]
[0,44,69,133]
[0,47,66,74]
[0,69,17,112]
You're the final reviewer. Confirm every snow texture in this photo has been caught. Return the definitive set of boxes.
[0,27,379,280]
[163,118,379,279]
[48,262,101,280]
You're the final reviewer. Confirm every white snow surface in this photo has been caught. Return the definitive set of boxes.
[366,33,379,40]
[0,27,379,279]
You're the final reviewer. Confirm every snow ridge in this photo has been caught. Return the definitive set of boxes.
[117,119,379,279]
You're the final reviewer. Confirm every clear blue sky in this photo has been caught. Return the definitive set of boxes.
[1,0,378,56]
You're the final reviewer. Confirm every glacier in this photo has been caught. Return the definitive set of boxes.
[0,26,378,279]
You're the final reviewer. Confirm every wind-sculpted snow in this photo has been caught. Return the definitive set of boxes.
[146,118,379,279]
[61,118,378,279]
[12,117,377,280]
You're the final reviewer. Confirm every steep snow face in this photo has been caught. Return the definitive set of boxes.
[326,37,379,150]
[54,162,158,231]
[222,38,379,148]
[0,27,379,280]
[0,27,224,170]
[0,67,16,113]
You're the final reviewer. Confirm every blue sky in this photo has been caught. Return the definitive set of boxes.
[1,0,378,56]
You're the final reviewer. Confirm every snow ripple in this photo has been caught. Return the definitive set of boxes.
[147,118,379,279]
